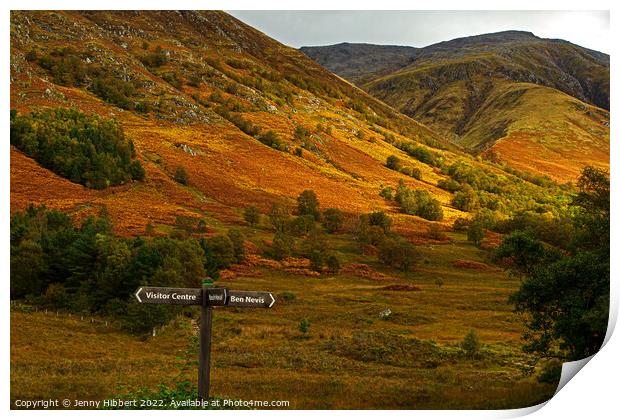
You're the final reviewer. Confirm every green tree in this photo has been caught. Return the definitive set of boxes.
[270,231,294,260]
[467,223,485,247]
[322,208,344,233]
[243,205,260,226]
[501,167,609,360]
[368,211,391,233]
[227,229,245,263]
[452,185,480,212]
[309,249,325,272]
[10,239,47,298]
[200,235,235,276]
[297,190,321,221]
[288,214,315,236]
[10,109,142,189]
[395,182,443,221]
[269,202,290,232]
[378,237,417,272]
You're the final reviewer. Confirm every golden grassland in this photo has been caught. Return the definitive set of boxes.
[11,232,557,409]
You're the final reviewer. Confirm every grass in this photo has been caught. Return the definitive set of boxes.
[11,231,557,409]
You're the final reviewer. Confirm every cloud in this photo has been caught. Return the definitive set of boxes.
[227,10,610,53]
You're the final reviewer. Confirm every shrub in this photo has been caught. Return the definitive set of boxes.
[162,72,182,89]
[309,249,325,272]
[227,113,260,136]
[322,208,344,233]
[281,291,296,301]
[427,223,448,240]
[11,239,46,298]
[386,155,401,170]
[186,74,202,88]
[358,224,386,246]
[453,217,471,232]
[379,186,394,200]
[461,329,481,358]
[294,125,309,140]
[174,166,189,185]
[288,214,315,236]
[130,160,146,181]
[90,75,136,110]
[326,254,341,274]
[243,206,260,226]
[115,301,179,335]
[299,318,311,334]
[37,48,88,87]
[44,283,68,307]
[258,130,286,151]
[140,46,168,68]
[25,49,37,62]
[537,359,563,384]
[368,211,392,232]
[135,102,149,114]
[407,146,436,166]
[437,178,461,193]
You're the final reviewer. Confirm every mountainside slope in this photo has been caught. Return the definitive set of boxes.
[10,10,464,235]
[302,32,609,181]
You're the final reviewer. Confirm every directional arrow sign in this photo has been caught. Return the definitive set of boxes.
[227,290,276,308]
[133,284,275,401]
[135,287,202,305]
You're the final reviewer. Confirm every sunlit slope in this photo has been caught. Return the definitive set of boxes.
[11,10,468,235]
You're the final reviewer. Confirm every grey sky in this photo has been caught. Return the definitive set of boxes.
[226,10,610,54]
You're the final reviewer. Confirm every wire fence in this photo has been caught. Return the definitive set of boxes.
[10,301,170,337]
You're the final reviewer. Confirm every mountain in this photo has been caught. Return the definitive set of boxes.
[302,31,609,181]
[10,10,461,235]
[300,43,419,85]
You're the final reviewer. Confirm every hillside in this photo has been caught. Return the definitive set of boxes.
[10,10,464,236]
[302,31,610,181]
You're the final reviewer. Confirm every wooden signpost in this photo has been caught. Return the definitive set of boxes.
[134,283,276,400]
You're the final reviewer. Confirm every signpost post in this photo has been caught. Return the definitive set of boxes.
[134,283,276,400]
